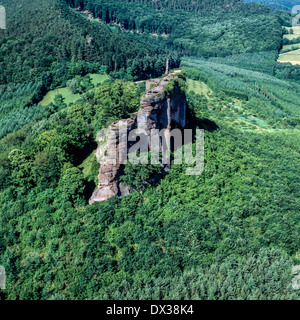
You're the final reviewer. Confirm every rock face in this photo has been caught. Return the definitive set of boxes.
[89,70,187,203]
[90,118,136,203]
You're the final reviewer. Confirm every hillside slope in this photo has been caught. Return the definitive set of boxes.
[64,0,284,57]
[0,58,299,299]
[0,0,178,84]
[0,0,299,301]
[244,0,300,10]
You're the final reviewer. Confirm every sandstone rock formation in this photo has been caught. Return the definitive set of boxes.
[90,70,187,203]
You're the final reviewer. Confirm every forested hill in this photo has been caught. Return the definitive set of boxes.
[69,0,243,12]
[65,0,284,57]
[0,57,299,299]
[0,0,300,301]
[244,0,300,10]
[0,0,179,85]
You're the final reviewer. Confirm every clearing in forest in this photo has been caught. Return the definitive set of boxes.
[278,49,300,65]
[40,87,81,106]
[283,26,300,40]
[282,43,300,51]
[40,74,110,106]
[186,79,212,98]
[89,74,110,86]
[278,27,300,65]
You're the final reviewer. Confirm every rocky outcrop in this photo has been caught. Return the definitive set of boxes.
[138,73,186,134]
[90,118,136,202]
[90,70,187,203]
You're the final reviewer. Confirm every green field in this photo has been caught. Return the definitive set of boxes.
[89,74,110,86]
[40,74,111,106]
[278,49,300,65]
[283,26,300,40]
[186,79,212,98]
[282,43,300,51]
[279,26,300,65]
[40,87,81,106]
[237,115,270,129]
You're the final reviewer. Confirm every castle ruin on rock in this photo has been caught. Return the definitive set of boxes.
[89,69,187,203]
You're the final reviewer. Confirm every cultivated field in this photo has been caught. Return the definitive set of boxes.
[283,26,300,40]
[278,49,300,65]
[279,27,300,65]
[282,43,300,51]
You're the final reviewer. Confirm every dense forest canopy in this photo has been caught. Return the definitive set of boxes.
[0,0,179,85]
[244,0,300,10]
[0,0,299,300]
[64,0,284,57]
[69,0,244,12]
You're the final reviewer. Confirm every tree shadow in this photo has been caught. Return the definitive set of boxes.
[84,180,96,201]
[186,106,219,132]
[195,118,219,132]
[73,139,98,167]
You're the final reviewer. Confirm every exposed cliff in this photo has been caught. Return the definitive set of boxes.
[90,70,187,203]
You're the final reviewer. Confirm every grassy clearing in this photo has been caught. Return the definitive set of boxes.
[279,26,300,65]
[282,43,300,51]
[223,111,271,132]
[40,87,81,106]
[40,74,110,106]
[237,115,269,128]
[283,26,300,40]
[278,49,300,65]
[89,74,110,86]
[284,34,300,40]
[186,79,212,98]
